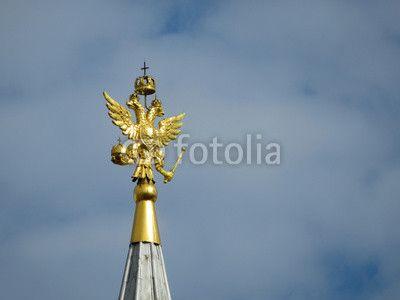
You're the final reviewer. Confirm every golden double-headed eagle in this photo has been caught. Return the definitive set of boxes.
[103,91,185,183]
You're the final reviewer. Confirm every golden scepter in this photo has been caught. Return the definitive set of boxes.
[164,147,186,183]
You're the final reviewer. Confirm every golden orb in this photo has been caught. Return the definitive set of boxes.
[111,141,127,165]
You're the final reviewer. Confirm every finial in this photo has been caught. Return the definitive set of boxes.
[103,65,186,244]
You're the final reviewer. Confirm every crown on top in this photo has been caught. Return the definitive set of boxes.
[134,75,156,96]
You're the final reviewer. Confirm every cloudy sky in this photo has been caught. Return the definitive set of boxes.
[1,0,400,299]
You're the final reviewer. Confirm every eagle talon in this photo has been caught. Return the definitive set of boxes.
[163,172,174,183]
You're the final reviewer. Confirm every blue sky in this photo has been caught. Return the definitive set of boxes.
[1,1,400,299]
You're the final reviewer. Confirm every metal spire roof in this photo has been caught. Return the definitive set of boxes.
[119,242,171,300]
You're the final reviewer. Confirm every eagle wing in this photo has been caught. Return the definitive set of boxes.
[156,113,185,146]
[103,91,138,139]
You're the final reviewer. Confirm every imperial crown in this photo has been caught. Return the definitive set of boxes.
[151,98,162,107]
[134,75,156,96]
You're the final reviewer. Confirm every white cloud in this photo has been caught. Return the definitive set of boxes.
[1,1,399,299]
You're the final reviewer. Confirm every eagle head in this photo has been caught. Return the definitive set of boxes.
[151,98,165,117]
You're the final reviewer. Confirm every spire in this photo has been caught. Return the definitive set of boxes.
[103,64,187,299]
[119,242,171,300]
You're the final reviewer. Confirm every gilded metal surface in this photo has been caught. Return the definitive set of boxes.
[131,181,160,244]
[103,92,185,182]
[134,75,156,96]
[103,64,187,244]
[111,141,134,165]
